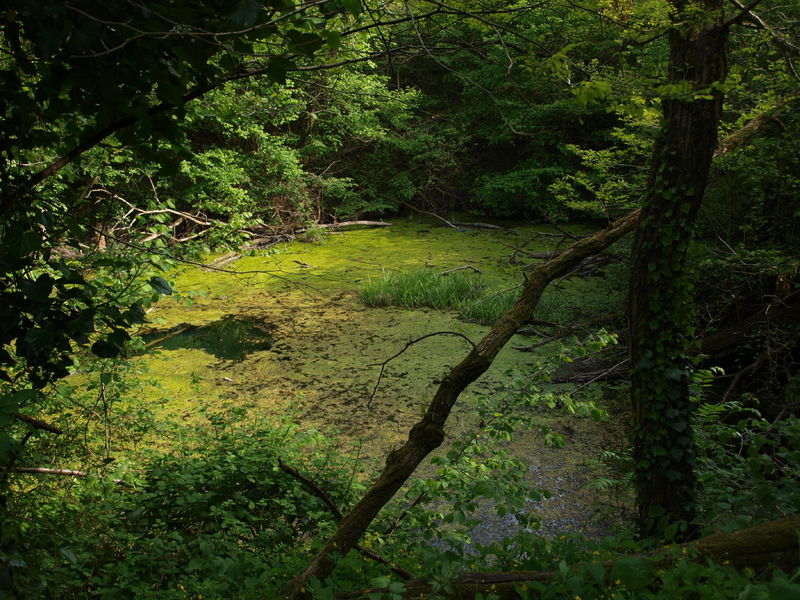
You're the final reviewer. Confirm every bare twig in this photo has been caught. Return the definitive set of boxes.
[279,460,343,520]
[3,466,130,486]
[367,332,476,407]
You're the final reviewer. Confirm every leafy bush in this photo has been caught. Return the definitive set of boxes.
[1,418,363,599]
[695,399,800,532]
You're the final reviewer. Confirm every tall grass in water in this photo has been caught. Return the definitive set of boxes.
[360,269,487,311]
[458,289,518,323]
[360,267,624,326]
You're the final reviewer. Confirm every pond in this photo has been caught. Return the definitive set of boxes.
[135,217,630,538]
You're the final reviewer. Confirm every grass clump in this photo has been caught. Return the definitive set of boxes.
[459,289,518,323]
[360,263,628,327]
[360,268,487,311]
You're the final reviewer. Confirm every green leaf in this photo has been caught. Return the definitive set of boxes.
[59,547,78,564]
[27,274,55,301]
[326,31,341,50]
[156,82,185,106]
[149,276,172,295]
[266,57,295,85]
[0,432,11,461]
[341,0,362,15]
[766,578,800,600]
[738,584,770,600]
[612,557,650,590]
[286,31,325,57]
[16,232,42,256]
[91,340,121,359]
[229,0,261,26]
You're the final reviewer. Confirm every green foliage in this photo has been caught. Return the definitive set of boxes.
[549,98,660,218]
[695,399,800,531]
[1,415,362,599]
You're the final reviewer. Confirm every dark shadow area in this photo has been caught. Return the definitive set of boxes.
[143,314,276,361]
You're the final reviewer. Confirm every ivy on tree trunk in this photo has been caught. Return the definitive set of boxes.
[628,0,729,539]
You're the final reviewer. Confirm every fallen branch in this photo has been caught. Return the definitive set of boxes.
[205,251,242,269]
[15,414,63,434]
[4,466,129,486]
[320,221,393,230]
[439,265,482,275]
[451,221,504,230]
[144,326,192,349]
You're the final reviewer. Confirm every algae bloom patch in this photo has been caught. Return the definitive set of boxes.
[143,314,276,361]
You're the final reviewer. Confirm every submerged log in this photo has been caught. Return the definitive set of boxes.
[294,221,392,233]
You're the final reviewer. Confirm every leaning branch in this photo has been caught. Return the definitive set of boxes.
[15,414,63,434]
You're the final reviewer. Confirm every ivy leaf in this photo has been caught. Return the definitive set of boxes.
[149,276,172,295]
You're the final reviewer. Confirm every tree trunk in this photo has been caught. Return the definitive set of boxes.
[628,0,729,538]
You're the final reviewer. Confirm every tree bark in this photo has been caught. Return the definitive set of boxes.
[628,0,729,538]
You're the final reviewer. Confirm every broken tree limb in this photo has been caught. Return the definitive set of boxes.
[3,466,130,486]
[397,199,458,229]
[439,265,482,275]
[15,414,63,434]
[338,514,800,599]
[451,221,504,230]
[283,209,641,598]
